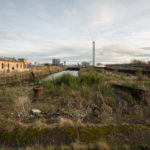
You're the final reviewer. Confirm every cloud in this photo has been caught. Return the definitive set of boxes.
[0,0,15,8]
[96,44,150,64]
[102,45,147,56]
[0,0,150,64]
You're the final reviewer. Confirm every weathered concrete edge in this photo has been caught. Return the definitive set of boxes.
[0,66,65,86]
[112,83,150,102]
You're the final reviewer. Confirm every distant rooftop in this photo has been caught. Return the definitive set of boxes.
[0,57,26,62]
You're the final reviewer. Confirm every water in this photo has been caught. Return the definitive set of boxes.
[40,70,78,82]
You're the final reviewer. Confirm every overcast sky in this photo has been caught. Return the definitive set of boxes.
[0,0,150,64]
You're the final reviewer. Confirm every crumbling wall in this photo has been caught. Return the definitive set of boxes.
[113,84,150,103]
[0,66,65,85]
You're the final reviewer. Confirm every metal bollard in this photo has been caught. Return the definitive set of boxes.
[33,87,43,100]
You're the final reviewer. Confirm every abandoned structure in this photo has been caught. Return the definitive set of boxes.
[0,57,28,72]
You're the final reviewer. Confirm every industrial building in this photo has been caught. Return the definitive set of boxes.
[0,57,28,72]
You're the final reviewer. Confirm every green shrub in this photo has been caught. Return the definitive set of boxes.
[41,80,53,89]
[80,73,100,85]
[53,73,79,88]
[42,72,102,88]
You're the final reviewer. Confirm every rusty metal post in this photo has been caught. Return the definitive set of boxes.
[33,87,43,100]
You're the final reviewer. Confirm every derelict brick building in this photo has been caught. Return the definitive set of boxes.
[0,57,28,72]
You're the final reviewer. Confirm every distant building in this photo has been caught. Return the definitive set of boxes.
[52,59,60,66]
[64,61,66,66]
[82,61,90,67]
[0,57,28,72]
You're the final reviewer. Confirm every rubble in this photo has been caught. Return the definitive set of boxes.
[30,109,42,117]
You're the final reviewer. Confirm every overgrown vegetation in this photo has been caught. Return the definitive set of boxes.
[0,67,150,149]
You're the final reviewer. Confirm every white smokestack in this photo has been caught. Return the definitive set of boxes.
[93,41,95,66]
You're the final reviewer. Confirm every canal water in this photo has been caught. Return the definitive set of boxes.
[40,70,78,82]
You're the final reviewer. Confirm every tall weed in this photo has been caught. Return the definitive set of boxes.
[80,73,100,85]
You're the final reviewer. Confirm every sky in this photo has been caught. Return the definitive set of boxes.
[0,0,150,64]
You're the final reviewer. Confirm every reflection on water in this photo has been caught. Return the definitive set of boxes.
[40,70,78,82]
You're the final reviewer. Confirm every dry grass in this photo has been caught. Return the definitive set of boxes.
[95,140,110,150]
[99,104,113,121]
[71,140,88,150]
[32,120,49,129]
[132,105,143,115]
[75,119,85,127]
[0,119,30,131]
[120,144,131,150]
[13,96,31,118]
[0,85,33,98]
[105,97,116,109]
[58,118,74,128]
[31,101,53,113]
[24,145,56,150]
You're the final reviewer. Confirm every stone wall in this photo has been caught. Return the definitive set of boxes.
[0,65,65,85]
[113,84,150,103]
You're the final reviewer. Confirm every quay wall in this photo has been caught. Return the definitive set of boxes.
[105,67,150,77]
[0,66,65,85]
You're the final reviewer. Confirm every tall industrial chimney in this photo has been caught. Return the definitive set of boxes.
[93,41,95,66]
